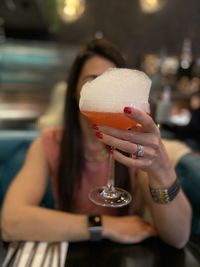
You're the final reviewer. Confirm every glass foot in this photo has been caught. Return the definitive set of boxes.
[89,186,132,207]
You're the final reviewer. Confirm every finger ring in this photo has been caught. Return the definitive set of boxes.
[135,144,144,158]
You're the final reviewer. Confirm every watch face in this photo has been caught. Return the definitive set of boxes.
[88,215,102,227]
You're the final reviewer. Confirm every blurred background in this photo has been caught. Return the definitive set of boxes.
[0,0,200,131]
[1,0,200,240]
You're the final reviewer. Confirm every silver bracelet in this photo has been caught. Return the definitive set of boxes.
[149,178,181,204]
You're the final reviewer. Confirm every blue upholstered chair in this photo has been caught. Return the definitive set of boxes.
[176,153,200,235]
[0,130,53,210]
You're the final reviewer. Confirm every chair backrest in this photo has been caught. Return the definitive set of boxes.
[0,130,39,208]
[176,153,200,235]
[0,130,54,209]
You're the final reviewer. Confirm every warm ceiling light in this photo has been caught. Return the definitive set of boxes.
[57,0,85,23]
[146,0,159,6]
[140,0,167,13]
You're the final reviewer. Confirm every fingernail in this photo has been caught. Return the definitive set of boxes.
[124,107,132,114]
[92,124,99,130]
[108,147,114,154]
[95,131,103,139]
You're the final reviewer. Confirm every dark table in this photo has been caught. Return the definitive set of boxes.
[1,236,200,267]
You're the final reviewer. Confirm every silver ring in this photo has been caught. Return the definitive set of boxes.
[135,144,144,158]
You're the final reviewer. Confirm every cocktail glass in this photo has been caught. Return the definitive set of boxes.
[80,100,150,207]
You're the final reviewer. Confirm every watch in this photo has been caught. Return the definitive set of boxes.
[88,214,102,241]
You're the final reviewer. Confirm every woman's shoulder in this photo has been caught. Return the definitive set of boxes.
[41,127,63,143]
[40,127,63,171]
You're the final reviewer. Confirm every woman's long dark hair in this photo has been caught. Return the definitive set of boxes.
[57,38,130,212]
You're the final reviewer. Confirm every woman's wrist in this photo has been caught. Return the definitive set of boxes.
[148,167,177,189]
[101,215,113,239]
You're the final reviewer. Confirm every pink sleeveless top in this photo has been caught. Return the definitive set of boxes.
[42,128,142,215]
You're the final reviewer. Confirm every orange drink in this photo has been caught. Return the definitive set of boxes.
[82,111,138,129]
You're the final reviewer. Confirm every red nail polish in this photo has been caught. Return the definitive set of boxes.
[92,124,99,130]
[124,107,132,114]
[108,147,114,154]
[95,132,103,139]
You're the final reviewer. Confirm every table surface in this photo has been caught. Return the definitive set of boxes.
[1,236,200,267]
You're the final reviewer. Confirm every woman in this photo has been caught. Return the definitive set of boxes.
[1,38,191,248]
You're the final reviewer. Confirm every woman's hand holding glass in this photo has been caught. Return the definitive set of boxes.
[79,68,152,207]
[95,106,175,188]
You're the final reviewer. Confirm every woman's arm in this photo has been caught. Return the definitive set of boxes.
[1,138,89,242]
[138,169,191,249]
[95,107,192,248]
[1,137,156,244]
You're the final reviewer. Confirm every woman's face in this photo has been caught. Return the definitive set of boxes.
[76,55,116,100]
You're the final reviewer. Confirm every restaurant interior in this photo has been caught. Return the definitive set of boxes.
[0,0,200,266]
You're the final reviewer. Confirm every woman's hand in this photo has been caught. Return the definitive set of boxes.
[94,107,176,186]
[102,215,157,244]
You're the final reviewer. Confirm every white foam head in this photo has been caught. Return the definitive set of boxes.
[79,68,151,112]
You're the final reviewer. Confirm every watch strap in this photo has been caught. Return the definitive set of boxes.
[88,215,102,241]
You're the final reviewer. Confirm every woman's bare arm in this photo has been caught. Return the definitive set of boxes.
[138,169,192,249]
[1,138,89,242]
